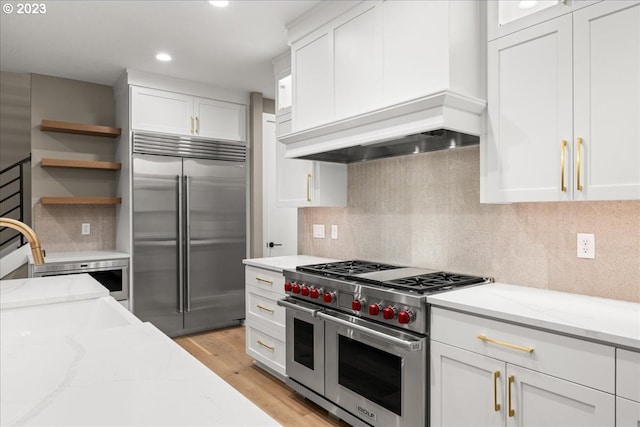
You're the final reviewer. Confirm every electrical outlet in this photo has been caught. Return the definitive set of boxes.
[577,233,595,259]
[331,225,338,240]
[313,224,325,239]
[81,223,90,236]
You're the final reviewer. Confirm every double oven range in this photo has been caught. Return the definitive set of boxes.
[277,260,491,427]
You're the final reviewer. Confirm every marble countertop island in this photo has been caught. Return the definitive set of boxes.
[0,274,280,427]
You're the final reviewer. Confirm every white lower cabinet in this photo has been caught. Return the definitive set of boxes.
[430,307,616,427]
[616,397,640,427]
[616,349,640,427]
[244,265,287,378]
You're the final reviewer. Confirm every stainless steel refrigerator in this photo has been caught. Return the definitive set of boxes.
[131,132,246,337]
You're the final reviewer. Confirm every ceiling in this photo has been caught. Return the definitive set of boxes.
[0,0,320,98]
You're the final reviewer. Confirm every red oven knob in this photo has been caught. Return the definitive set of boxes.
[291,283,301,294]
[284,281,293,292]
[398,310,415,324]
[310,288,320,299]
[383,306,397,320]
[352,299,362,311]
[300,285,310,296]
[323,292,336,303]
[369,304,381,316]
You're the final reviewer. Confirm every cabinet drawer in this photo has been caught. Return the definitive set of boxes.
[617,349,640,402]
[246,325,286,377]
[245,266,285,294]
[246,284,285,331]
[431,307,615,393]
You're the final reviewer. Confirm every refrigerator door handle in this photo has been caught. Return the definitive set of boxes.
[185,174,192,312]
[177,174,184,314]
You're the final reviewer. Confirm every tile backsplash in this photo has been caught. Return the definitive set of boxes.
[299,146,640,303]
[34,204,115,252]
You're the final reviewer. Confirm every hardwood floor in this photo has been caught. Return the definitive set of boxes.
[174,326,350,427]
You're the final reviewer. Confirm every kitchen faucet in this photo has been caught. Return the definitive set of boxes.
[0,218,45,265]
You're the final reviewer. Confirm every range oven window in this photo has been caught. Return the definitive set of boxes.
[293,318,315,370]
[338,335,402,415]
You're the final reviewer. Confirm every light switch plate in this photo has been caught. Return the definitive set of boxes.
[331,225,338,239]
[313,224,325,239]
[81,223,90,235]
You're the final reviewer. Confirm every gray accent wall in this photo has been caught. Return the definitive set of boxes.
[30,74,117,251]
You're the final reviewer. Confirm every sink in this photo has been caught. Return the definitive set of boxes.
[0,297,140,341]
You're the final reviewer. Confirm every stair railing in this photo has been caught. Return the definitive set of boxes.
[0,155,31,248]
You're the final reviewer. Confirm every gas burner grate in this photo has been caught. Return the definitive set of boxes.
[383,272,487,293]
[297,260,401,278]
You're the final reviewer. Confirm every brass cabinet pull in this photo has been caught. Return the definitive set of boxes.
[255,277,273,285]
[306,173,312,202]
[576,137,583,191]
[195,116,200,134]
[508,375,515,417]
[257,339,275,351]
[477,335,534,353]
[560,139,567,192]
[493,370,501,412]
[256,304,275,314]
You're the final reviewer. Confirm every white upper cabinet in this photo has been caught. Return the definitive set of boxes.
[288,0,483,135]
[487,0,600,41]
[573,1,640,201]
[131,86,246,142]
[131,87,194,136]
[483,0,640,203]
[275,137,347,208]
[484,15,573,202]
[193,97,246,142]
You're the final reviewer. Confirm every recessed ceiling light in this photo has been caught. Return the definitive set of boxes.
[518,1,538,9]
[209,1,229,7]
[156,53,172,62]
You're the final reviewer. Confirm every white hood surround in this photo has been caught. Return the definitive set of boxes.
[279,90,486,163]
[280,0,486,164]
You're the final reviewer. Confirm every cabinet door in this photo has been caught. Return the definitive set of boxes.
[333,2,381,119]
[292,30,333,131]
[486,0,597,41]
[484,14,573,203]
[573,1,640,201]
[616,397,640,427]
[194,97,246,142]
[275,138,315,207]
[275,137,347,208]
[131,87,194,135]
[507,364,615,427]
[431,341,505,427]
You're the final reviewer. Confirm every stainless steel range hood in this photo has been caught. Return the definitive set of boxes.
[279,90,486,164]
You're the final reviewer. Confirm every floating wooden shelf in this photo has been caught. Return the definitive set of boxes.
[40,119,121,138]
[40,197,122,205]
[41,158,121,171]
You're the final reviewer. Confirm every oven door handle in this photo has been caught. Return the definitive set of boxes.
[316,311,423,352]
[277,298,320,316]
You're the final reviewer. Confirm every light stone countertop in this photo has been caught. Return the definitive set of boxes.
[243,255,341,273]
[28,250,129,265]
[427,283,640,350]
[0,274,109,309]
[0,276,281,427]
